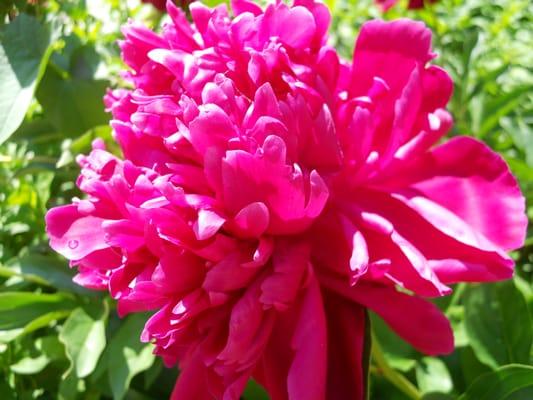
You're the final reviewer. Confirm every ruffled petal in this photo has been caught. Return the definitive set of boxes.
[398,136,527,250]
[46,205,108,260]
[321,275,454,355]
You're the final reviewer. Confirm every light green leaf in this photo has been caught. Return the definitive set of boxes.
[458,365,533,400]
[416,357,453,394]
[59,307,106,378]
[107,313,155,400]
[201,0,229,6]
[479,85,533,136]
[0,308,71,343]
[10,354,50,375]
[0,292,76,330]
[325,0,337,12]
[464,281,533,370]
[0,14,52,144]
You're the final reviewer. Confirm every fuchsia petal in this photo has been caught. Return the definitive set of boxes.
[231,0,262,16]
[45,4,526,399]
[46,205,108,260]
[170,353,214,400]
[287,276,327,400]
[399,136,527,250]
[351,19,432,97]
[254,275,327,400]
[324,293,367,400]
[260,4,316,49]
[260,240,310,311]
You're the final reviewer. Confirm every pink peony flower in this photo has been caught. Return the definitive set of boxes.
[376,0,438,11]
[46,0,527,399]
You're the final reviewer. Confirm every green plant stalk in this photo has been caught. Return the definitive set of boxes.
[371,333,422,400]
[446,282,467,316]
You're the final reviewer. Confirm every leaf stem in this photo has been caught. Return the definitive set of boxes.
[371,333,422,400]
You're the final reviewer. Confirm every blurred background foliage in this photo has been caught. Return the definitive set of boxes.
[0,0,532,399]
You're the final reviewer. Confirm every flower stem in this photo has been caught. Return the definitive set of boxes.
[371,333,422,400]
[446,282,467,313]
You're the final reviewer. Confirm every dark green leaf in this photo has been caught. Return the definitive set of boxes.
[106,313,155,400]
[36,335,66,361]
[370,313,417,372]
[36,66,109,137]
[0,292,76,330]
[464,281,533,369]
[458,365,533,400]
[422,394,455,400]
[16,254,92,294]
[242,380,269,400]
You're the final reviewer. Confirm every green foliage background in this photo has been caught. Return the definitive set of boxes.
[0,0,531,399]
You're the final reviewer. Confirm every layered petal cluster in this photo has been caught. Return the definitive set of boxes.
[46,1,527,399]
[376,0,438,11]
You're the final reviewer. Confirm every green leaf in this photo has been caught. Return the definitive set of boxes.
[460,346,492,388]
[59,307,106,378]
[371,330,421,400]
[416,357,453,395]
[422,394,455,400]
[370,313,417,372]
[479,85,533,136]
[21,310,72,334]
[59,369,82,400]
[36,66,109,137]
[0,381,16,400]
[0,292,76,330]
[107,313,155,400]
[242,380,269,400]
[467,64,509,100]
[501,117,533,167]
[514,275,533,320]
[201,0,229,6]
[0,14,52,144]
[143,358,163,390]
[458,365,533,400]
[16,254,92,294]
[324,0,337,12]
[36,335,66,361]
[464,281,533,370]
[10,354,50,375]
